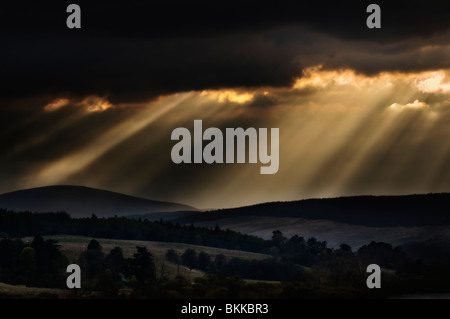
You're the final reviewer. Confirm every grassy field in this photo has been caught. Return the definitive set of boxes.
[0,282,69,298]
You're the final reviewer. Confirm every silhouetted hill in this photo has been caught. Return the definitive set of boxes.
[167,194,450,248]
[127,211,199,222]
[0,185,196,218]
[177,194,450,227]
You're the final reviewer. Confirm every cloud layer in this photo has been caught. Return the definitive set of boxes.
[1,1,450,104]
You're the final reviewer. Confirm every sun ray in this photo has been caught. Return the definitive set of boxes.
[25,94,192,187]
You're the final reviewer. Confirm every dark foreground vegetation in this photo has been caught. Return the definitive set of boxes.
[1,210,450,298]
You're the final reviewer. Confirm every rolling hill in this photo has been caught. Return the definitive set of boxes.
[0,185,197,219]
[177,194,450,227]
[172,194,450,248]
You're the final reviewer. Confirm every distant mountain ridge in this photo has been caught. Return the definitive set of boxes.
[0,185,196,218]
[168,193,450,248]
[177,193,450,227]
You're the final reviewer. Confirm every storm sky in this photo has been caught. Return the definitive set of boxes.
[1,1,450,208]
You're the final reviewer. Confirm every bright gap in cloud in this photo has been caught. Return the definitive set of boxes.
[200,90,254,104]
[389,99,429,110]
[416,71,450,93]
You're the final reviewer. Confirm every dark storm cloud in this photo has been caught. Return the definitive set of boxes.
[2,1,448,40]
[0,32,301,104]
[0,0,449,104]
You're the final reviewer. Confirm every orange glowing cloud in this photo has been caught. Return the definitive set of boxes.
[43,96,114,112]
[200,90,254,104]
[82,96,113,112]
[416,71,450,93]
[389,99,430,110]
[44,98,70,111]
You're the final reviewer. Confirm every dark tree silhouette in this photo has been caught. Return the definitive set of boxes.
[272,230,287,248]
[339,243,353,255]
[105,246,127,283]
[181,249,198,270]
[19,246,37,284]
[166,249,180,264]
[357,241,409,269]
[31,235,68,287]
[130,246,156,296]
[87,239,102,251]
[198,251,211,270]
[214,254,227,272]
[80,239,105,279]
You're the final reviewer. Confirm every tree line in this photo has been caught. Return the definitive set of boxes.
[167,248,303,281]
[0,209,266,252]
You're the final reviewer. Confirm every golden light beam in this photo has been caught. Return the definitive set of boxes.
[7,108,87,158]
[25,93,192,188]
